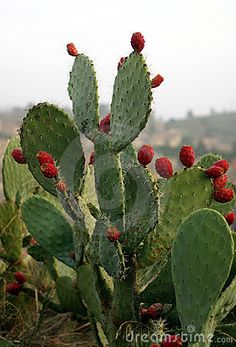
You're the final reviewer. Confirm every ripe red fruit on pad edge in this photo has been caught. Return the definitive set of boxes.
[205,166,224,179]
[213,174,228,190]
[137,144,154,166]
[37,151,54,165]
[179,145,195,168]
[131,32,145,53]
[155,157,173,179]
[107,227,121,242]
[66,43,78,56]
[151,74,164,88]
[213,188,235,203]
[40,163,58,178]
[213,159,229,174]
[224,212,235,225]
[12,148,26,164]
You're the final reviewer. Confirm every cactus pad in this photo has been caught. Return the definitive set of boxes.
[197,153,222,169]
[121,154,158,253]
[68,54,99,140]
[90,219,123,278]
[110,52,152,152]
[0,202,23,262]
[20,103,85,195]
[2,137,37,202]
[139,167,213,266]
[56,276,87,316]
[172,208,234,336]
[22,196,76,268]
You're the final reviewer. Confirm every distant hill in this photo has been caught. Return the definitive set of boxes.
[165,112,236,145]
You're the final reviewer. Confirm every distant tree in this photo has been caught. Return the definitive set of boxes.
[186,110,194,118]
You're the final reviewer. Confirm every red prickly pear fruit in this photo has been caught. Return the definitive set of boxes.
[140,307,149,320]
[151,74,164,88]
[117,57,127,70]
[213,159,229,174]
[150,344,161,347]
[14,271,26,284]
[213,174,228,190]
[107,227,121,242]
[131,32,145,53]
[224,212,236,225]
[213,188,235,203]
[89,152,95,165]
[40,163,58,178]
[155,157,173,179]
[11,148,26,164]
[99,113,110,134]
[66,43,78,56]
[137,144,154,166]
[6,282,22,295]
[161,335,183,347]
[37,151,54,165]
[147,303,163,320]
[30,238,38,246]
[55,180,67,192]
[205,166,224,178]
[179,145,195,168]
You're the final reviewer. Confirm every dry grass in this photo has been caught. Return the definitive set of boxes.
[0,299,96,346]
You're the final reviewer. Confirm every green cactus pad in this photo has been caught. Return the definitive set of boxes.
[68,54,99,140]
[0,202,23,262]
[121,153,159,253]
[22,196,76,268]
[197,153,222,168]
[77,264,104,323]
[110,52,152,152]
[56,276,87,316]
[172,208,234,336]
[90,219,123,278]
[27,242,53,263]
[211,275,236,327]
[140,260,175,305]
[94,139,125,229]
[20,103,85,195]
[2,137,38,202]
[81,165,99,213]
[139,167,213,267]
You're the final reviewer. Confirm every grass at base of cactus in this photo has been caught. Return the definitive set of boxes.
[0,303,96,346]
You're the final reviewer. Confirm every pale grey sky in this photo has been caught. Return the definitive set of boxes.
[0,0,236,118]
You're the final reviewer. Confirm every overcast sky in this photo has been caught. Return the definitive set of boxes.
[0,0,236,119]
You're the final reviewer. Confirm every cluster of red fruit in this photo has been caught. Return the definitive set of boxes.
[137,144,235,207]
[36,150,58,178]
[6,271,26,295]
[205,159,235,204]
[140,303,163,321]
[12,148,67,192]
[67,32,164,89]
[137,144,195,178]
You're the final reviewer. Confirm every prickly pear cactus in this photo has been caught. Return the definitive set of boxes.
[12,32,236,347]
